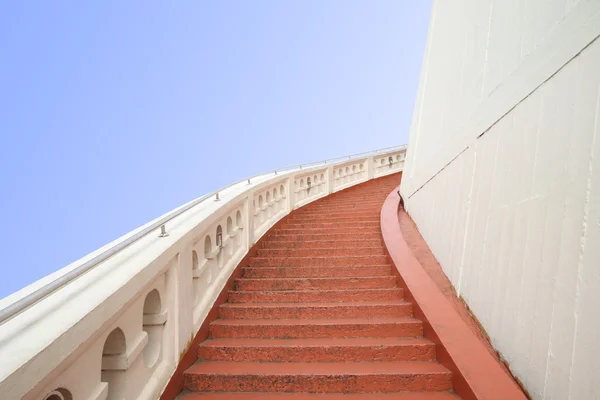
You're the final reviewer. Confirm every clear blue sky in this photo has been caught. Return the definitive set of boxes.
[0,1,431,298]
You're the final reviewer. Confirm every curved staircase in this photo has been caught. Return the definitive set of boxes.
[180,174,459,399]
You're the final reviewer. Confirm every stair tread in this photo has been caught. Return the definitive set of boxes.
[250,255,386,259]
[237,276,396,281]
[230,288,402,294]
[221,300,409,308]
[186,361,450,375]
[244,265,392,269]
[179,393,458,399]
[201,337,433,347]
[212,317,420,326]
[258,246,384,250]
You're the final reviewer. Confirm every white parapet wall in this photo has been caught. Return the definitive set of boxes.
[401,1,600,399]
[0,146,405,400]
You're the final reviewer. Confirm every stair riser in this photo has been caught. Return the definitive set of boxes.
[178,393,457,399]
[198,344,436,362]
[227,289,404,303]
[267,233,382,242]
[235,277,397,291]
[219,304,413,319]
[248,256,389,267]
[294,211,381,217]
[256,248,386,257]
[242,265,391,278]
[290,215,379,222]
[209,321,423,339]
[282,222,378,229]
[261,240,383,249]
[184,372,452,393]
[308,199,387,204]
[303,203,385,209]
[274,227,380,235]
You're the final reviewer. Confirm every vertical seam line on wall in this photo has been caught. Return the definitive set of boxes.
[480,0,495,98]
[566,76,600,400]
[543,76,577,398]
[478,126,502,328]
[456,146,477,297]
[529,94,545,198]
[411,0,439,182]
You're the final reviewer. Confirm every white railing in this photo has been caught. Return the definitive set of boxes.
[0,145,406,400]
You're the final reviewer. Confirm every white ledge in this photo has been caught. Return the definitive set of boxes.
[101,331,148,371]
[143,310,168,326]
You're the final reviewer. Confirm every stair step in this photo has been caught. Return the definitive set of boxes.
[178,392,459,399]
[198,337,435,362]
[235,276,397,291]
[257,247,385,257]
[209,317,423,339]
[274,227,381,235]
[293,211,381,217]
[304,203,385,209]
[261,239,383,249]
[228,288,404,303]
[282,222,378,229]
[183,361,452,393]
[290,215,379,222]
[219,300,412,319]
[248,255,389,267]
[243,265,392,278]
[267,233,382,242]
[308,200,386,205]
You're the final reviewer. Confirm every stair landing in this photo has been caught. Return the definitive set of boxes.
[180,174,460,399]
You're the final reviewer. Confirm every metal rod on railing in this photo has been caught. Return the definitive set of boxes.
[0,144,407,324]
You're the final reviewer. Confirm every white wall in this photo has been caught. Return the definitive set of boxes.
[401,1,600,399]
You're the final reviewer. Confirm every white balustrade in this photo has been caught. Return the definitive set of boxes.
[253,180,289,241]
[293,168,328,209]
[332,158,369,191]
[373,149,405,178]
[0,146,406,400]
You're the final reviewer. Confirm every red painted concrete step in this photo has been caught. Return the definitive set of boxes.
[183,361,452,393]
[178,392,460,399]
[209,317,423,338]
[256,247,386,257]
[242,265,392,278]
[305,203,389,209]
[198,337,436,362]
[267,232,383,242]
[219,300,413,319]
[235,276,397,291]
[227,288,404,303]
[261,239,384,249]
[282,222,379,229]
[289,215,379,222]
[248,255,389,267]
[273,227,381,234]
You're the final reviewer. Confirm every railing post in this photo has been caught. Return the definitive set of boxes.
[367,155,375,180]
[286,176,294,211]
[244,194,254,249]
[327,164,334,194]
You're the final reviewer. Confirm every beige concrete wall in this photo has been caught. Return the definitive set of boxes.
[401,1,600,398]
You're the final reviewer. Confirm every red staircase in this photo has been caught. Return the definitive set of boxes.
[180,174,460,399]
